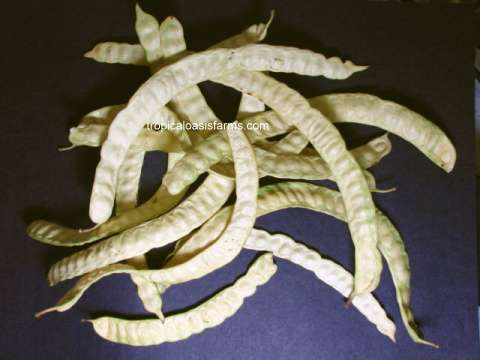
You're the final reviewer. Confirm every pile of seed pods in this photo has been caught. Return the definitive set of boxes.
[29,4,456,347]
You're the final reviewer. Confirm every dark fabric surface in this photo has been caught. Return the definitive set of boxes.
[0,1,478,359]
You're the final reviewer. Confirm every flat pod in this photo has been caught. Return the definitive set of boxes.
[145,123,259,286]
[66,105,190,156]
[84,43,147,66]
[269,130,310,154]
[48,173,234,284]
[160,185,394,340]
[118,11,205,319]
[115,150,145,213]
[27,181,186,247]
[27,19,286,248]
[41,181,384,341]
[214,70,381,295]
[163,131,390,194]
[29,7,448,349]
[84,14,274,143]
[88,254,277,346]
[254,182,435,346]
[120,7,197,318]
[237,93,266,119]
[167,181,433,346]
[246,229,396,341]
[68,124,184,153]
[255,135,391,180]
[36,264,135,316]
[241,94,455,172]
[135,4,162,63]
[154,66,385,295]
[89,43,364,224]
[40,179,431,346]
[156,15,221,140]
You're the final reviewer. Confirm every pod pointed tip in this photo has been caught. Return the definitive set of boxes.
[373,187,397,194]
[83,49,95,59]
[267,10,275,26]
[354,64,369,73]
[58,144,76,152]
[389,331,397,343]
[344,295,354,309]
[35,307,55,318]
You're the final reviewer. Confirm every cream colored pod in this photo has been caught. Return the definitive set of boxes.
[28,3,456,349]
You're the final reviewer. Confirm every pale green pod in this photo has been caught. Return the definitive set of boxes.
[69,105,188,152]
[30,41,191,247]
[88,254,277,346]
[27,183,185,246]
[115,150,144,214]
[162,184,394,340]
[227,14,272,121]
[309,94,455,172]
[167,181,432,346]
[165,227,395,341]
[78,12,189,310]
[86,12,273,68]
[240,94,455,172]
[115,149,164,320]
[162,132,230,193]
[246,229,396,342]
[155,13,274,140]
[36,262,168,320]
[241,108,293,143]
[159,183,347,285]
[66,104,125,147]
[217,71,383,294]
[129,273,167,321]
[69,124,183,153]
[155,183,348,283]
[125,117,255,318]
[212,11,274,49]
[256,135,391,180]
[36,264,134,316]
[123,11,190,315]
[84,42,147,66]
[145,124,259,286]
[36,123,193,253]
[78,104,126,126]
[156,16,222,139]
[40,180,428,345]
[28,133,386,248]
[158,16,188,60]
[68,124,107,148]
[269,130,310,155]
[237,94,266,120]
[114,148,151,315]
[48,173,235,285]
[159,68,382,295]
[135,4,162,63]
[163,132,390,193]
[83,14,274,142]
[58,14,189,317]
[89,44,365,224]
[375,212,438,348]
[256,182,434,346]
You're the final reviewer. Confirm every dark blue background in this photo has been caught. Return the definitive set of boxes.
[0,1,478,359]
